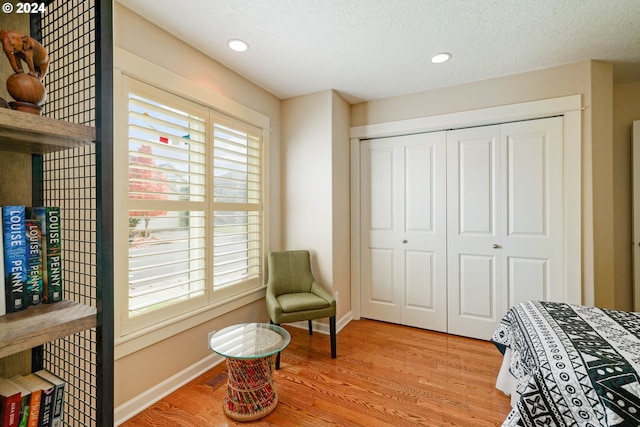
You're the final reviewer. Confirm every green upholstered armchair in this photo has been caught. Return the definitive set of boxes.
[265,250,336,369]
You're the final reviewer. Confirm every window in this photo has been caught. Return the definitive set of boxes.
[120,77,266,335]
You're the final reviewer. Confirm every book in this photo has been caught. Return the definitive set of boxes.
[8,377,41,427]
[31,372,63,427]
[2,206,28,313]
[31,208,62,304]
[0,378,22,427]
[25,219,43,306]
[3,380,30,427]
[9,375,53,427]
[0,211,6,317]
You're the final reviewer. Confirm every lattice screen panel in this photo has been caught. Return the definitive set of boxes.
[39,1,98,425]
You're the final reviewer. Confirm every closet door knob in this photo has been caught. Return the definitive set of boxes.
[402,239,408,244]
[492,243,501,249]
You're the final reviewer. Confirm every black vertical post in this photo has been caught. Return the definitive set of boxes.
[96,0,114,425]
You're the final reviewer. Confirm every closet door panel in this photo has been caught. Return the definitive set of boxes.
[401,136,447,330]
[508,257,548,303]
[370,148,394,230]
[457,254,496,319]
[361,132,447,331]
[502,117,564,306]
[405,250,434,307]
[369,249,396,303]
[459,138,495,235]
[362,142,401,322]
[405,144,434,231]
[507,134,546,235]
[447,126,502,340]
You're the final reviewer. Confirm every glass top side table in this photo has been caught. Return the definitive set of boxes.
[209,323,290,421]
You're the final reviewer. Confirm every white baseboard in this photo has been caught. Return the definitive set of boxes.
[287,310,352,334]
[114,312,352,425]
[114,353,224,426]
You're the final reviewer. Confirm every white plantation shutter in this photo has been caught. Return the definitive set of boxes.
[127,89,208,318]
[123,78,265,328]
[128,95,206,202]
[212,116,262,291]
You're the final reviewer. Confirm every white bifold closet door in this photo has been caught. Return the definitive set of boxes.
[447,117,564,340]
[360,132,448,332]
[360,116,564,340]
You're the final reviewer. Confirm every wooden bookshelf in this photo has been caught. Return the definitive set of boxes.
[0,107,95,153]
[0,107,97,376]
[0,300,96,359]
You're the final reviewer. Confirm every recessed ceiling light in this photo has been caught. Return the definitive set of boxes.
[228,39,249,52]
[431,52,452,64]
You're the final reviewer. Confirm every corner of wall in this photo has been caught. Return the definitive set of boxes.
[590,61,616,309]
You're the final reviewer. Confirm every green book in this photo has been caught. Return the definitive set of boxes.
[31,208,62,304]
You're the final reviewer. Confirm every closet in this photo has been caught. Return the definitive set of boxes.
[360,116,564,340]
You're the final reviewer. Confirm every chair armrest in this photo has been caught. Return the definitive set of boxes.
[265,287,283,321]
[311,281,336,309]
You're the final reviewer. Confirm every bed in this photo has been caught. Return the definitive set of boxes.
[491,300,640,426]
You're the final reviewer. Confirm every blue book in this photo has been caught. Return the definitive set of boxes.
[0,214,5,317]
[3,206,28,313]
[34,370,65,427]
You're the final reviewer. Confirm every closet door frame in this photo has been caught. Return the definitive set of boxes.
[350,95,584,322]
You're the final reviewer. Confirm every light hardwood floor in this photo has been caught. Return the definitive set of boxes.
[120,319,512,426]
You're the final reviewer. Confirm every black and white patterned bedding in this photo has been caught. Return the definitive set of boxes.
[491,300,640,427]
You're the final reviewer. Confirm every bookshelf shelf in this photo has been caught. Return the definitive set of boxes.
[0,300,96,359]
[0,108,95,154]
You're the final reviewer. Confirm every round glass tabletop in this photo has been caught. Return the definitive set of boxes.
[209,323,291,359]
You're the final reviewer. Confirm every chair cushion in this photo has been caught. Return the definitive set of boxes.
[277,292,329,313]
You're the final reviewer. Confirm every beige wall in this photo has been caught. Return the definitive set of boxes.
[281,91,333,265]
[352,60,621,309]
[331,92,352,315]
[590,62,615,308]
[115,300,265,405]
[351,61,594,127]
[280,90,351,321]
[114,3,281,411]
[613,80,640,310]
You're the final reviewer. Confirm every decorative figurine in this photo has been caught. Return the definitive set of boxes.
[0,29,50,115]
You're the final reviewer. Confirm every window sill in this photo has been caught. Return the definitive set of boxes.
[114,286,266,359]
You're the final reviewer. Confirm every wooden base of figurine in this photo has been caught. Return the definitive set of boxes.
[9,101,42,115]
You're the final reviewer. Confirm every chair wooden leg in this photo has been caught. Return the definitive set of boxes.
[308,319,313,335]
[330,316,336,359]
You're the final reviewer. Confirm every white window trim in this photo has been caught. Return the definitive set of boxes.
[113,47,270,359]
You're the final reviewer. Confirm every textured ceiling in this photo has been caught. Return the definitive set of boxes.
[116,0,640,104]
